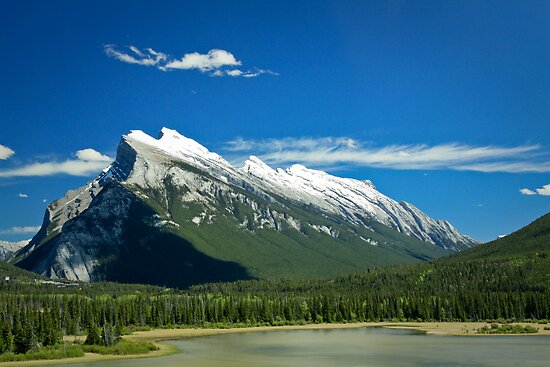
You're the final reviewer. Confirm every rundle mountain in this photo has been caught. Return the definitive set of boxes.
[13,128,477,287]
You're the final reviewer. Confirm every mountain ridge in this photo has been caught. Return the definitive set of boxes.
[14,128,477,287]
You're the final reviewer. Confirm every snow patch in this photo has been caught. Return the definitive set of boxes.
[311,224,339,238]
[360,236,378,246]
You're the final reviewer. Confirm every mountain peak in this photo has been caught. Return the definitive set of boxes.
[157,127,211,157]
[242,155,274,175]
[120,128,231,170]
[124,128,212,158]
[158,126,178,138]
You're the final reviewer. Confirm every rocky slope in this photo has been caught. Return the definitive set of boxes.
[0,240,29,261]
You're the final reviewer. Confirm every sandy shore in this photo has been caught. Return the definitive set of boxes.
[2,322,549,366]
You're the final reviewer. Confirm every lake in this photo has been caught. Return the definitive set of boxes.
[58,327,550,367]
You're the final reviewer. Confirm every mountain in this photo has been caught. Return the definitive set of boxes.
[0,240,29,261]
[447,212,550,261]
[14,128,477,287]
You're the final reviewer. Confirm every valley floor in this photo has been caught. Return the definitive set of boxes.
[3,322,550,366]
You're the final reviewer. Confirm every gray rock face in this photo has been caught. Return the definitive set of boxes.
[0,240,29,261]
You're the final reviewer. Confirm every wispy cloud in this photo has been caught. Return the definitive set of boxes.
[0,226,40,235]
[214,68,278,78]
[225,136,550,173]
[0,144,14,160]
[104,44,167,66]
[17,193,28,198]
[0,149,112,178]
[520,183,550,196]
[104,45,277,78]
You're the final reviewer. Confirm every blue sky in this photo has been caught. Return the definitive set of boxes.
[0,0,549,242]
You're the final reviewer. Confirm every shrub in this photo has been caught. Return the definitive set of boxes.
[0,344,84,362]
[81,340,158,355]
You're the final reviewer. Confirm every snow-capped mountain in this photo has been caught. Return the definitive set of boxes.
[242,156,473,251]
[0,240,29,261]
[14,128,477,287]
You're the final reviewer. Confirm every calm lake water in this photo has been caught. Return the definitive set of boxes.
[59,327,550,367]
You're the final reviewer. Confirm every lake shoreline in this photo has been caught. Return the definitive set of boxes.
[127,321,550,341]
[2,322,549,366]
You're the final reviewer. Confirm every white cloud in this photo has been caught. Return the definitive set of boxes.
[0,144,14,160]
[165,49,241,71]
[224,136,550,173]
[520,188,536,195]
[0,148,112,178]
[456,162,550,173]
[0,226,41,235]
[225,69,244,77]
[537,184,550,196]
[520,183,550,196]
[75,148,111,162]
[220,68,279,78]
[105,45,276,78]
[17,193,28,198]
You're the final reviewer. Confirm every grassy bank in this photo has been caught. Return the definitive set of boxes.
[0,340,173,367]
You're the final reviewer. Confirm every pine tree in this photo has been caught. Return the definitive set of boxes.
[84,319,102,346]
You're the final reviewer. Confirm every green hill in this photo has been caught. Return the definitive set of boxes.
[448,213,550,261]
[438,213,550,288]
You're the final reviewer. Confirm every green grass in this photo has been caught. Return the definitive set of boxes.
[0,344,84,362]
[81,340,158,355]
[0,340,158,362]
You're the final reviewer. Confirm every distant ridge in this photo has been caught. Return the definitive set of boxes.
[0,240,29,261]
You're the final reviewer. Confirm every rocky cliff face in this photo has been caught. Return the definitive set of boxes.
[15,128,477,286]
[0,240,29,261]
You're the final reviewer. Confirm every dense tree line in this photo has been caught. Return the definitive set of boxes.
[0,250,548,354]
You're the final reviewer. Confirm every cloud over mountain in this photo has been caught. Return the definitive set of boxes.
[225,137,550,173]
[0,149,112,178]
[0,226,40,235]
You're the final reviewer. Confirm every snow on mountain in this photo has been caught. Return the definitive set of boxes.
[242,159,475,251]
[115,128,475,250]
[108,128,475,250]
